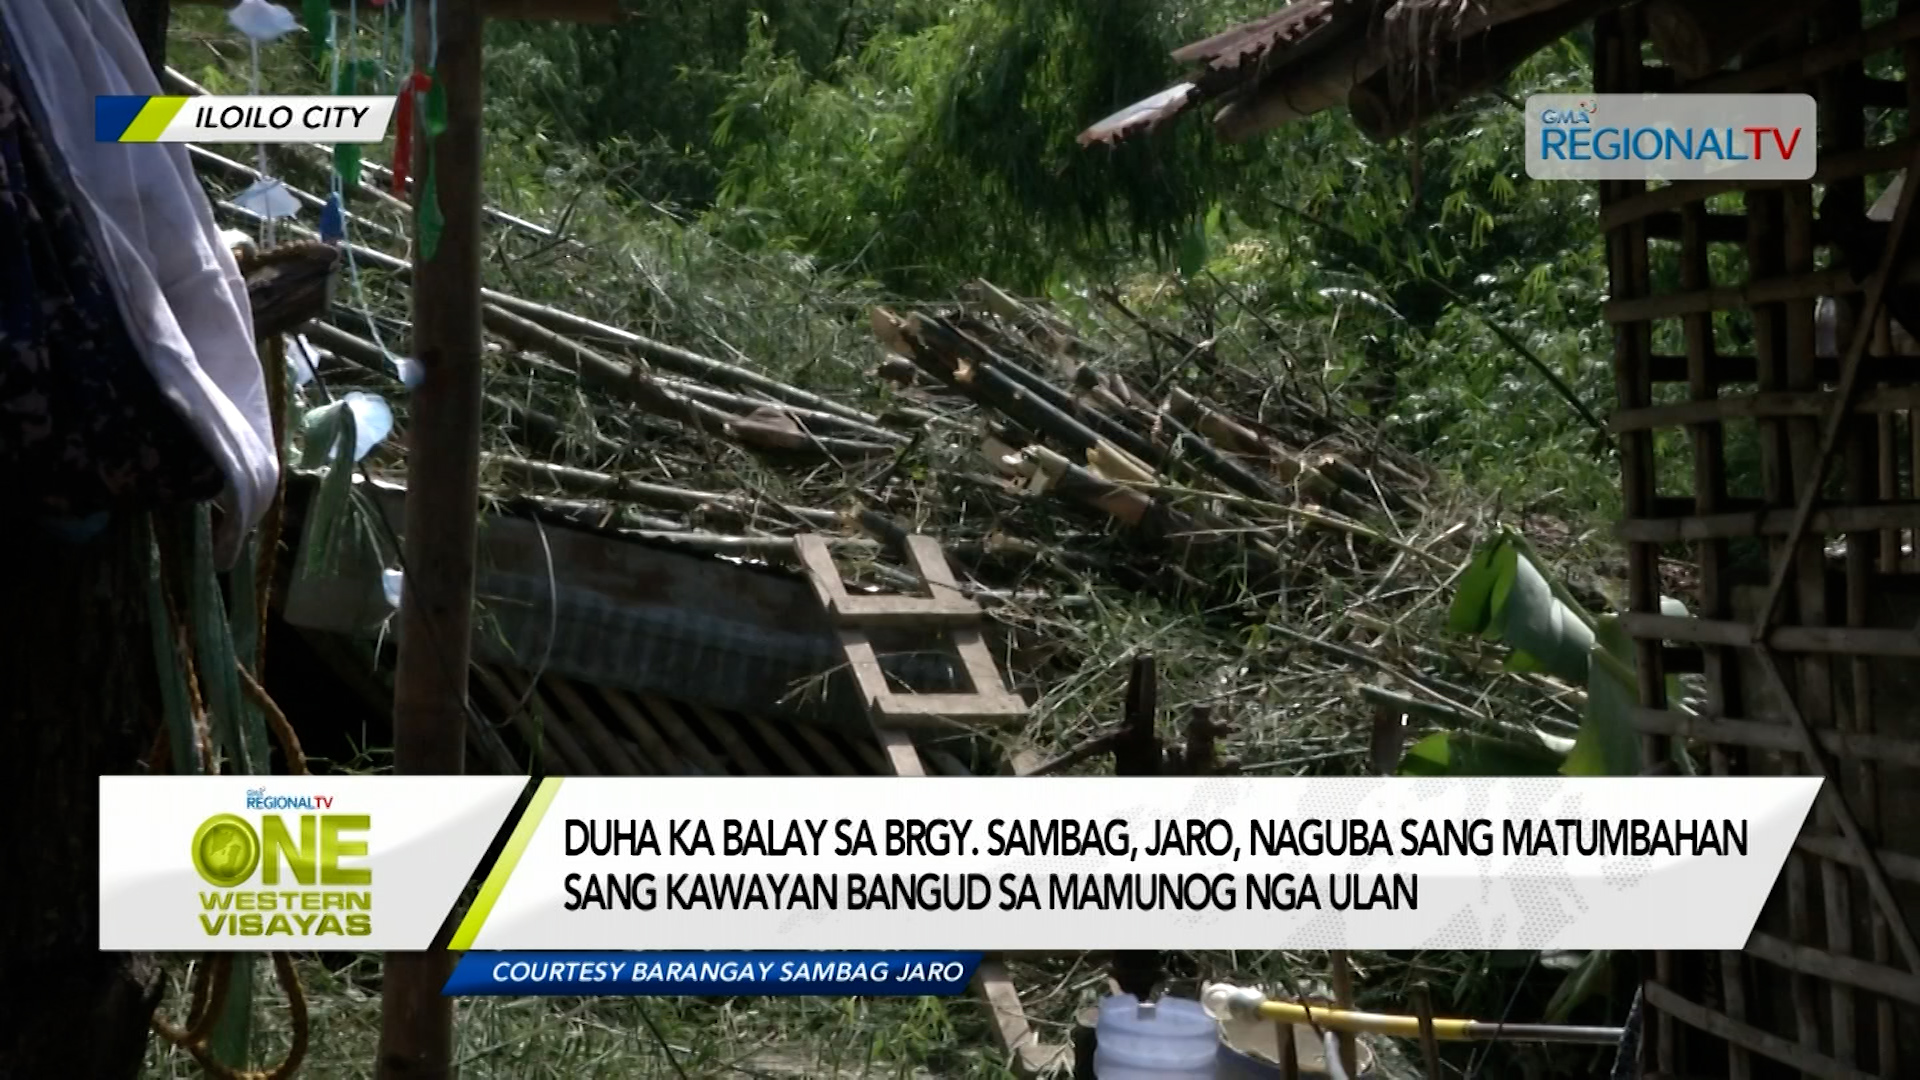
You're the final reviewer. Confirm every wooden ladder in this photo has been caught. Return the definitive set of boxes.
[794,532,1066,1076]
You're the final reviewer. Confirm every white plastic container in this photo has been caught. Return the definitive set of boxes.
[1093,994,1219,1079]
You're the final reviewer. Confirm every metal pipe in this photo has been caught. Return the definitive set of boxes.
[1201,983,1627,1046]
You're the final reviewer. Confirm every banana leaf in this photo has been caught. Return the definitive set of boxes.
[1398,730,1566,776]
[1441,530,1688,778]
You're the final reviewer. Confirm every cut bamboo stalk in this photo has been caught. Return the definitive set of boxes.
[481,302,893,458]
[1620,612,1920,657]
[1687,11,1920,93]
[487,295,893,433]
[1164,388,1389,515]
[1629,707,1920,768]
[1610,384,1920,431]
[216,198,890,434]
[1600,136,1920,230]
[481,453,842,529]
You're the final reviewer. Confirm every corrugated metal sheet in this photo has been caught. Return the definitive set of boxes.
[468,664,889,777]
[284,476,967,732]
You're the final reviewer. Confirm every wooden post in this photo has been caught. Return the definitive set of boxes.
[1109,653,1162,1000]
[1329,951,1359,1077]
[1412,982,1444,1080]
[375,0,485,1075]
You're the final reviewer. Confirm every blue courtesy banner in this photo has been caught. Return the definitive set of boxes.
[444,951,983,997]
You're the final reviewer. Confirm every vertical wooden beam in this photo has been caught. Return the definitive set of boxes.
[377,0,485,1076]
[1595,8,1677,1073]
[1680,170,1753,1080]
[1808,5,1863,1067]
[1110,653,1162,1001]
[1329,951,1358,1077]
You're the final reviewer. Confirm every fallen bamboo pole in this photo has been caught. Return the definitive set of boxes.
[482,453,843,529]
[215,199,892,434]
[481,302,893,457]
[188,144,406,247]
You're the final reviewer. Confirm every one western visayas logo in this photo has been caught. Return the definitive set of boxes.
[192,790,372,938]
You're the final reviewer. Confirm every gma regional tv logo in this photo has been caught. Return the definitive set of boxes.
[1525,93,1815,182]
[191,790,372,939]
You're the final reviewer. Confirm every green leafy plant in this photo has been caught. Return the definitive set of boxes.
[1399,528,1685,778]
[1400,528,1692,1023]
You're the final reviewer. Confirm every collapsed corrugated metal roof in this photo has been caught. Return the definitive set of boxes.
[275,471,984,775]
[467,665,891,777]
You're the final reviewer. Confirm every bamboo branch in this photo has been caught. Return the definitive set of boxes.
[481,453,843,530]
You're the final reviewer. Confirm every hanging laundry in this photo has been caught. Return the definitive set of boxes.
[0,18,224,521]
[234,177,302,221]
[0,0,281,566]
[228,0,303,233]
[227,0,300,41]
[302,0,333,61]
[330,58,384,188]
[319,191,346,242]
[390,70,432,197]
[416,75,448,260]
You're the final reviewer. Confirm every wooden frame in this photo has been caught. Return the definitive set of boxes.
[1597,6,1920,1076]
[795,532,1067,1076]
[794,533,1028,729]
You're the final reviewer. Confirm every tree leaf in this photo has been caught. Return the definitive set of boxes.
[1562,614,1643,777]
[1178,215,1208,278]
[1446,534,1509,635]
[1398,731,1566,776]
[1543,949,1612,1021]
[1490,540,1593,684]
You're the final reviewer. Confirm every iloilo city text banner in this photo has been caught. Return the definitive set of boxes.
[99,776,524,951]
[95,95,396,143]
[451,776,1817,952]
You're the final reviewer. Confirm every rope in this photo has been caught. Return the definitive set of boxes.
[147,259,312,1078]
[241,663,307,776]
[152,953,310,1080]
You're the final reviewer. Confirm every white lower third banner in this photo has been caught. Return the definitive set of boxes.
[99,776,1818,952]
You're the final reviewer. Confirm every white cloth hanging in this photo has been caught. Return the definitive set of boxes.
[0,0,278,565]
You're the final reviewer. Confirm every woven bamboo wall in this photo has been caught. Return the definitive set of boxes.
[1596,6,1920,1078]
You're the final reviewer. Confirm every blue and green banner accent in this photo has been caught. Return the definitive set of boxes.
[95,95,189,142]
[93,95,396,144]
[443,951,985,997]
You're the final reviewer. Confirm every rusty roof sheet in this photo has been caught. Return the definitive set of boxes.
[1171,0,1348,71]
[469,666,891,777]
[1081,0,1370,146]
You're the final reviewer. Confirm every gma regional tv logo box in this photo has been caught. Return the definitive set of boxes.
[100,776,524,951]
[1526,93,1816,181]
[191,789,371,939]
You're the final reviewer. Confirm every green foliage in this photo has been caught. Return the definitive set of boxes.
[1399,730,1567,777]
[1436,529,1663,778]
[704,0,1244,292]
